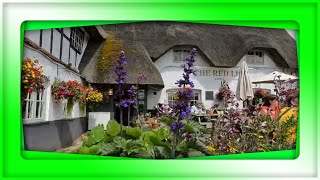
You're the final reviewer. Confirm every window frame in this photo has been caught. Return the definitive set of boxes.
[23,89,46,122]
[246,50,264,65]
[173,48,191,62]
[166,89,201,108]
[70,28,85,54]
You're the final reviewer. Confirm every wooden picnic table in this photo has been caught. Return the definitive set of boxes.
[193,113,219,128]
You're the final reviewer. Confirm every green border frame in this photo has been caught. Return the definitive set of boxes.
[1,1,319,179]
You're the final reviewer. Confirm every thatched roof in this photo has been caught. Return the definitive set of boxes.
[80,21,297,86]
[81,42,165,87]
[100,21,298,68]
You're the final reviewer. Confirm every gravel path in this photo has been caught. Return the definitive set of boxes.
[56,133,88,153]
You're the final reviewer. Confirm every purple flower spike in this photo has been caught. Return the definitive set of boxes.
[171,121,184,131]
[114,51,129,108]
[172,48,198,120]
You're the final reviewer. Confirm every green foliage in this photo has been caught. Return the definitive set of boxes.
[140,128,171,146]
[79,102,86,115]
[98,136,147,158]
[175,138,211,158]
[78,144,100,155]
[65,98,75,117]
[183,120,205,134]
[158,115,175,127]
[84,125,106,147]
[105,120,121,137]
[124,127,143,139]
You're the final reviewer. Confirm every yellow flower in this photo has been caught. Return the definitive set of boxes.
[207,145,215,152]
[279,107,298,123]
[258,148,266,152]
[229,146,237,154]
[287,133,296,143]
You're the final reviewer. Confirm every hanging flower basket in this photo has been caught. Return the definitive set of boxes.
[51,80,104,117]
[215,82,232,102]
[21,58,47,98]
[86,89,103,112]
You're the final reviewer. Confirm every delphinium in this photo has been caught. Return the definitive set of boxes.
[114,51,127,137]
[174,48,197,119]
[171,48,197,157]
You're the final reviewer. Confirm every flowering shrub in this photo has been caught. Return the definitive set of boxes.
[254,89,269,99]
[21,58,46,94]
[207,111,297,155]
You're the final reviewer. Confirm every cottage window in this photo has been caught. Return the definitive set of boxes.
[205,91,214,100]
[70,28,84,53]
[246,50,264,65]
[138,89,146,114]
[173,49,191,62]
[22,90,46,122]
[167,89,201,108]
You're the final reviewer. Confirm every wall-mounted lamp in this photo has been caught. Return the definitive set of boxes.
[108,89,113,96]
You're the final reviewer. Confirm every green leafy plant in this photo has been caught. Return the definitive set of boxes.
[83,124,106,147]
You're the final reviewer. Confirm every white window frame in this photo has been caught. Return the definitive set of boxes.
[167,89,201,108]
[23,90,46,122]
[173,48,191,62]
[70,28,84,53]
[246,50,264,65]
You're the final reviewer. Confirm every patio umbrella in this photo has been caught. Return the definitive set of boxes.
[236,61,254,101]
[252,71,298,84]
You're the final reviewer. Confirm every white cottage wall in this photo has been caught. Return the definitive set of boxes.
[41,29,52,52]
[24,28,90,71]
[148,49,298,111]
[25,30,40,45]
[23,27,91,122]
[23,46,86,122]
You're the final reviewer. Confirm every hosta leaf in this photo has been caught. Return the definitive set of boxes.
[106,120,121,137]
[84,125,106,147]
[125,127,143,139]
[186,139,211,156]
